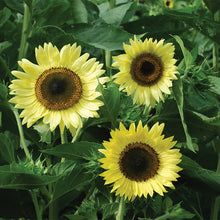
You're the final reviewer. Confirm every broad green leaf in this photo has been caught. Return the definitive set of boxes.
[98,84,120,128]
[0,7,11,28]
[181,155,220,194]
[82,0,99,22]
[166,10,220,44]
[208,75,220,96]
[52,166,93,203]
[173,78,195,152]
[69,23,134,51]
[34,0,71,26]
[101,2,133,25]
[70,0,88,23]
[3,0,23,14]
[0,163,60,190]
[172,35,193,71]
[41,141,103,160]
[0,133,15,164]
[123,15,186,38]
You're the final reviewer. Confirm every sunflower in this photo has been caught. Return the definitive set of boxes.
[112,36,178,107]
[164,0,174,8]
[99,121,182,201]
[9,43,106,132]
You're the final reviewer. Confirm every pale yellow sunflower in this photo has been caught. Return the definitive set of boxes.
[112,36,178,107]
[164,0,174,8]
[99,121,182,201]
[9,43,106,132]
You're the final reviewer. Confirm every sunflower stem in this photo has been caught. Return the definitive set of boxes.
[11,104,31,160]
[18,1,32,62]
[60,127,67,162]
[105,50,112,77]
[29,190,42,220]
[116,197,125,220]
[210,138,220,220]
[212,10,219,73]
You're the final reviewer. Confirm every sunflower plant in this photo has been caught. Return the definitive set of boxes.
[0,0,220,220]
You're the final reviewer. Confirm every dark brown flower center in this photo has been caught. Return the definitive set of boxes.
[130,53,164,87]
[119,142,159,182]
[35,67,82,110]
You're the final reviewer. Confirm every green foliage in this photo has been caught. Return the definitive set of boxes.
[0,163,60,190]
[0,0,220,219]
[42,141,103,161]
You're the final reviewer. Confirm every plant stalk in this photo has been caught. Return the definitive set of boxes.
[18,2,32,62]
[11,105,31,160]
[30,190,42,220]
[212,10,219,73]
[116,197,125,220]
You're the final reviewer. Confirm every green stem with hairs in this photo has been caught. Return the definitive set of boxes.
[116,197,125,220]
[210,136,220,220]
[29,190,42,220]
[18,1,32,62]
[210,153,220,220]
[11,105,31,160]
[212,10,219,73]
[105,50,112,77]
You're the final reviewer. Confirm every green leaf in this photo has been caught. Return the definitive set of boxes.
[166,10,220,44]
[34,0,71,26]
[3,0,23,14]
[0,7,11,28]
[52,166,93,203]
[0,163,60,190]
[41,141,103,160]
[172,35,193,71]
[0,41,12,53]
[0,133,15,164]
[180,155,220,194]
[123,15,186,38]
[208,75,220,96]
[69,23,134,51]
[173,78,195,152]
[101,2,133,25]
[98,83,120,128]
[102,202,119,219]
[70,0,88,23]
[168,202,195,219]
[191,111,220,126]
[33,122,51,144]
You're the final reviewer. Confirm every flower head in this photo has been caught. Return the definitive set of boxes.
[112,36,178,107]
[9,43,105,132]
[164,0,174,8]
[99,121,182,201]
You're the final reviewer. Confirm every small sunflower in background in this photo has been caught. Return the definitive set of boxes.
[164,0,174,8]
[99,121,182,201]
[9,43,106,133]
[112,36,178,107]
